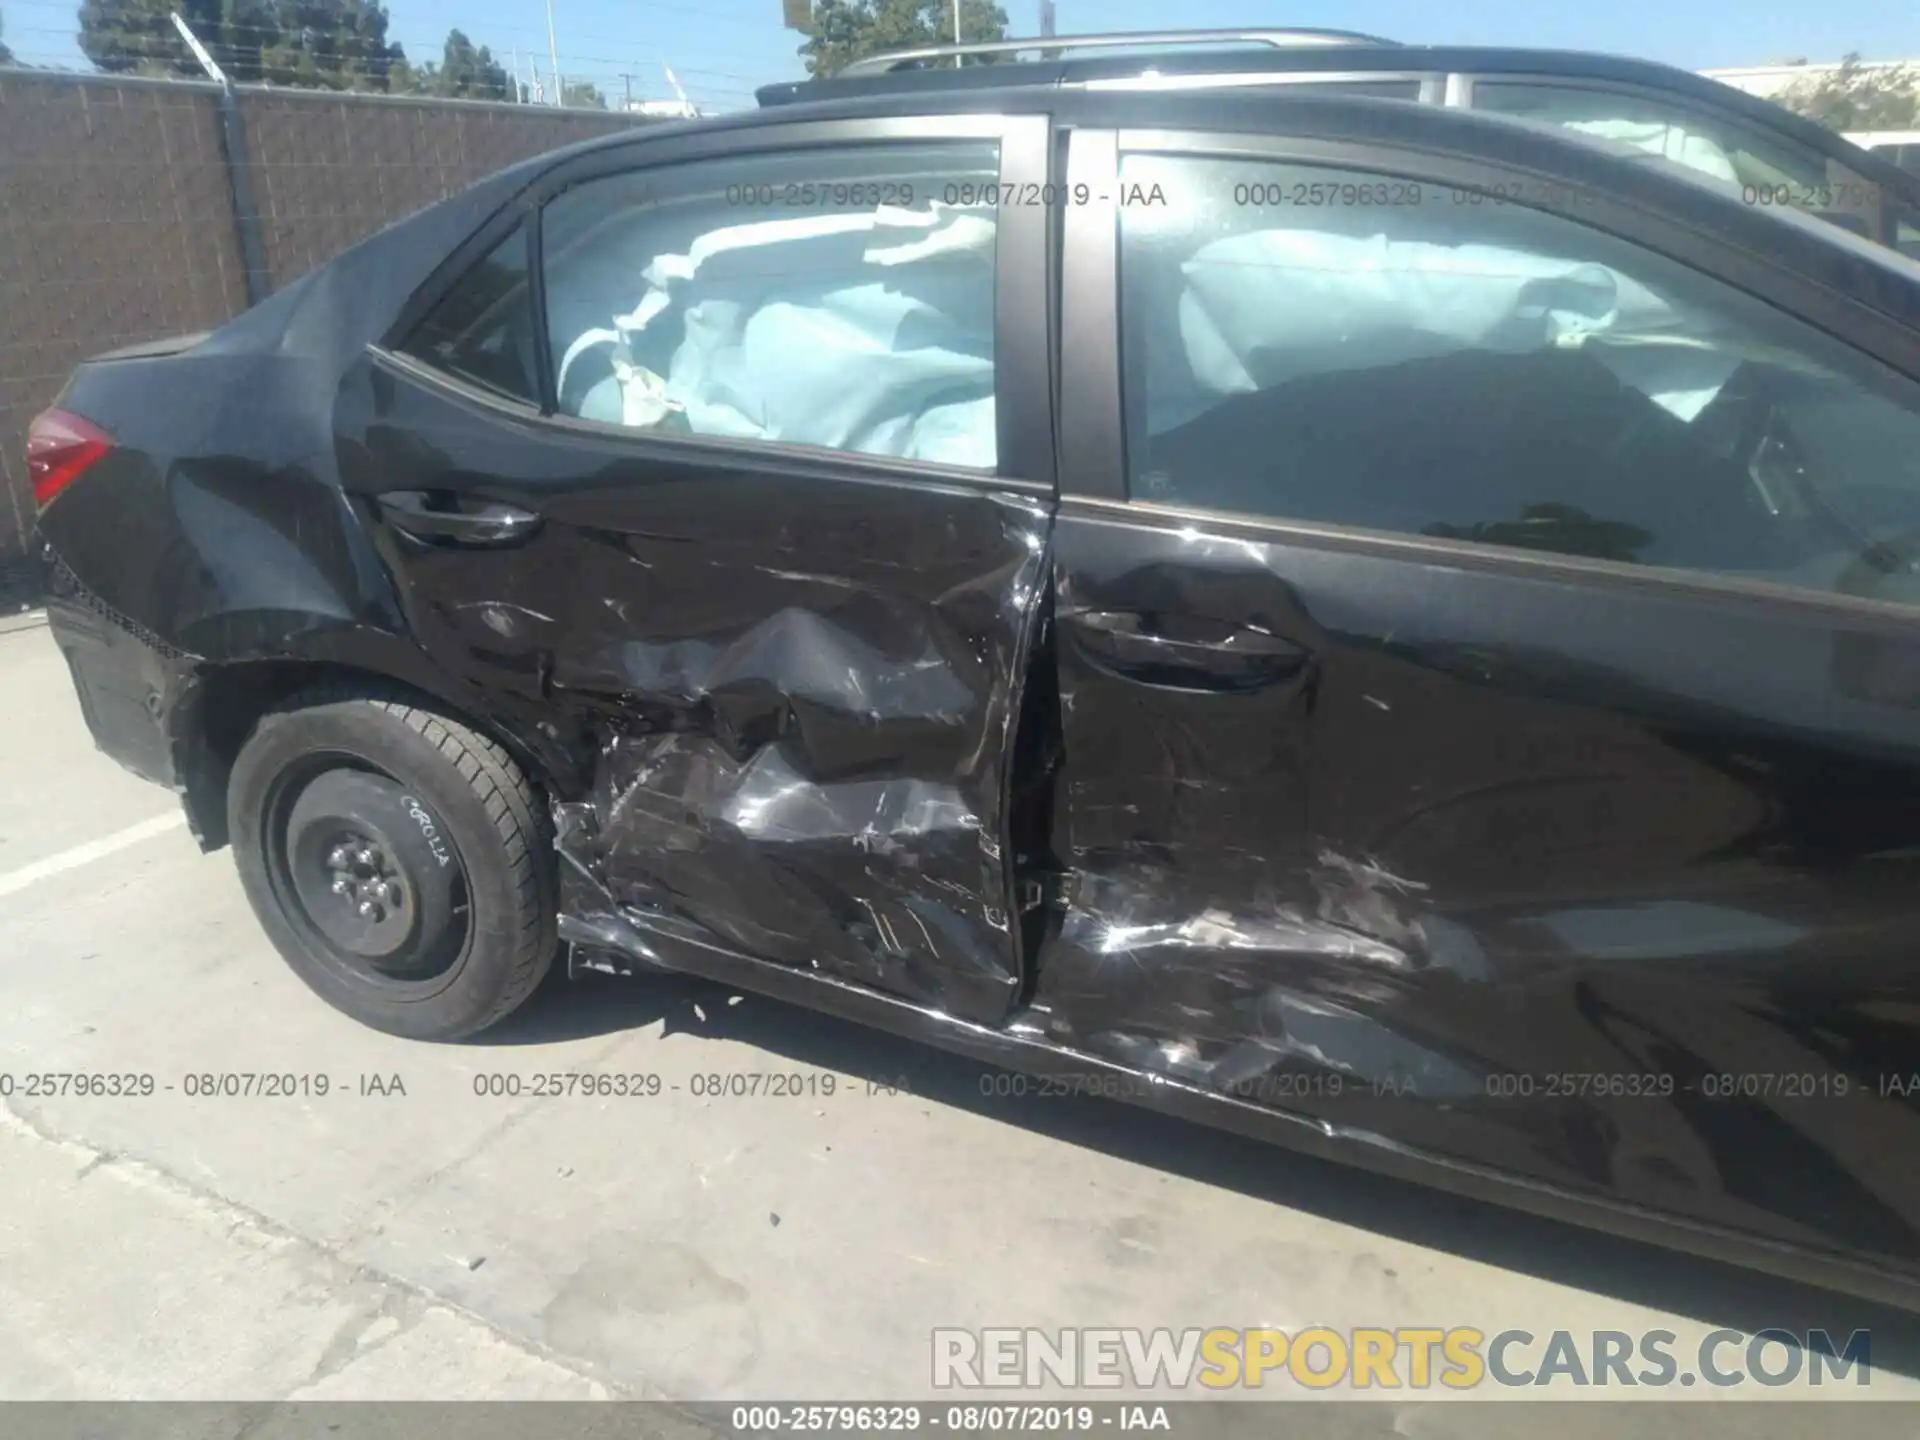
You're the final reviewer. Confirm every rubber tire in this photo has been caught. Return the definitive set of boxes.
[228,689,557,1041]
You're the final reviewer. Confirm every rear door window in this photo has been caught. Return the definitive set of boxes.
[398,224,539,405]
[540,141,1001,470]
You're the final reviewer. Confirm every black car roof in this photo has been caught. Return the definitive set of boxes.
[755,43,1918,201]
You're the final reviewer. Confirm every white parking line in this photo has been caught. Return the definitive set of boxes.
[0,811,187,900]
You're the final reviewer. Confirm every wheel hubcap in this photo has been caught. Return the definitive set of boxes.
[272,766,467,984]
[324,836,405,927]
[291,820,421,963]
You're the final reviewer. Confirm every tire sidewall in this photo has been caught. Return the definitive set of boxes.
[228,699,551,1040]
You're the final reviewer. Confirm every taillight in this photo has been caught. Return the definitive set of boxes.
[27,409,113,510]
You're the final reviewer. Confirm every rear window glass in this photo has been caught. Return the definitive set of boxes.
[540,141,1001,469]
[398,225,538,405]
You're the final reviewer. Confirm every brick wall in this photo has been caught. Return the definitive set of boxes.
[0,69,647,601]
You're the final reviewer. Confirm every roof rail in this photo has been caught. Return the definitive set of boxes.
[834,29,1401,79]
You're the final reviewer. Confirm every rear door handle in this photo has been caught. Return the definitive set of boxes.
[1065,609,1311,692]
[376,491,544,547]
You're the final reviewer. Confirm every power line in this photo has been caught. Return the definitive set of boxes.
[1,24,773,88]
[4,15,781,78]
[2,0,786,41]
[0,0,796,81]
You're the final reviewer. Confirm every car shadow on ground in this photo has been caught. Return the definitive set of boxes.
[484,962,1920,1381]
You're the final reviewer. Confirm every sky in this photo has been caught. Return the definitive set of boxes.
[2,0,1914,114]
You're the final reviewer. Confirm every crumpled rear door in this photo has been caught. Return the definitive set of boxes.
[531,114,1058,1026]
[551,464,1051,1026]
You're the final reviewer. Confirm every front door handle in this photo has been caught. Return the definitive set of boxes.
[376,491,544,547]
[1065,608,1311,692]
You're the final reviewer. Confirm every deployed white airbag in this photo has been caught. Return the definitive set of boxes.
[1172,228,1742,423]
[1562,117,1741,184]
[557,204,997,467]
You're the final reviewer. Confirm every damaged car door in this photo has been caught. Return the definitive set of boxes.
[1039,121,1920,1266]
[348,115,1057,1025]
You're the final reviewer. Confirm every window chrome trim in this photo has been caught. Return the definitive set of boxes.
[369,344,547,421]
[1065,491,1920,632]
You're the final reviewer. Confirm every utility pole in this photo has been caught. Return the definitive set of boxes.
[952,0,961,65]
[621,72,633,110]
[545,0,562,106]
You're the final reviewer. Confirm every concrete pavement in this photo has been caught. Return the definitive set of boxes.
[0,617,1916,1407]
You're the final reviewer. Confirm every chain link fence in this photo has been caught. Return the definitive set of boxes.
[0,68,650,608]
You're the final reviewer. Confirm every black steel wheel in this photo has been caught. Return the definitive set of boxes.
[228,690,556,1040]
[274,766,469,986]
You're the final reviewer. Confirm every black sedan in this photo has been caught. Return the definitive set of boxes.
[29,78,1920,1312]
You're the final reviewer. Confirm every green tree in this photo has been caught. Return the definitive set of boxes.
[258,0,406,91]
[562,79,607,109]
[407,27,510,99]
[77,0,404,88]
[799,0,1008,78]
[1776,52,1919,131]
[78,0,202,78]
[0,8,13,65]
